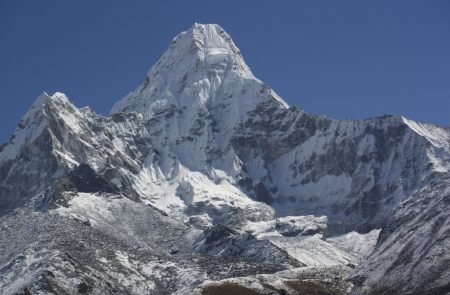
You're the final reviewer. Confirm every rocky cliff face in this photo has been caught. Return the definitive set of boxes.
[1,23,449,294]
[233,104,450,233]
[0,93,151,216]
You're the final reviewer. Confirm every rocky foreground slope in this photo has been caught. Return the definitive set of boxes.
[1,23,449,294]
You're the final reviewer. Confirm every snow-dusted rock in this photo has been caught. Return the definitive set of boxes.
[351,175,450,294]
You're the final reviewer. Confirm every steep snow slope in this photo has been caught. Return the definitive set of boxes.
[111,24,287,177]
[110,25,289,225]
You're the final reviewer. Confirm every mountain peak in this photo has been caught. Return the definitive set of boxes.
[179,23,237,53]
[111,23,287,115]
[0,92,79,162]
[150,22,253,83]
[26,92,70,120]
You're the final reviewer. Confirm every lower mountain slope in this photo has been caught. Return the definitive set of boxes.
[0,190,289,294]
[351,175,450,295]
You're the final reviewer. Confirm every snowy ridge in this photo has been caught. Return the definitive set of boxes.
[402,116,450,150]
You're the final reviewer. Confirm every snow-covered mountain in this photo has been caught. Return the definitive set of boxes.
[1,23,449,294]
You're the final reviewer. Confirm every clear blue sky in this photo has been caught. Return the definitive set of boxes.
[1,1,449,142]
